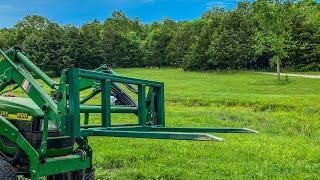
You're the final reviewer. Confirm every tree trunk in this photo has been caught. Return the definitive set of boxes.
[276,58,281,81]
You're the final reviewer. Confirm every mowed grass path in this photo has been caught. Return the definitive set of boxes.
[86,69,319,179]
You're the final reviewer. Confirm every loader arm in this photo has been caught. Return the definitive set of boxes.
[0,47,62,156]
[0,48,59,123]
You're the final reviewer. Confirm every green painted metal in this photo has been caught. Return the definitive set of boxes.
[38,155,91,176]
[0,48,58,124]
[80,105,137,114]
[101,80,111,127]
[16,51,58,89]
[45,146,73,157]
[80,126,256,141]
[147,127,258,133]
[94,126,258,133]
[0,96,44,117]
[81,128,224,141]
[155,83,165,126]
[73,68,166,126]
[138,84,147,126]
[67,68,81,138]
[0,138,16,154]
[38,115,49,155]
[84,113,90,125]
[78,69,162,87]
[0,47,257,179]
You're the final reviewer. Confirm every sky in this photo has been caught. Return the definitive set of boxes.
[0,0,249,28]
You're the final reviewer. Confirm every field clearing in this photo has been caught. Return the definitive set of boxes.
[12,68,320,179]
[85,68,320,179]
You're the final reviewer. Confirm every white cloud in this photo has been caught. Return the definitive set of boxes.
[0,4,12,11]
[206,0,237,8]
[0,4,24,13]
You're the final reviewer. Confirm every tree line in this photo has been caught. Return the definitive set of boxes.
[0,0,319,75]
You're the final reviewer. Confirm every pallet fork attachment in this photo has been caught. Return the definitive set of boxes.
[64,68,257,142]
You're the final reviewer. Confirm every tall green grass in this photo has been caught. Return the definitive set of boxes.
[88,69,320,179]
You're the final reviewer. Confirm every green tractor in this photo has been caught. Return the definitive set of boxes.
[0,47,257,179]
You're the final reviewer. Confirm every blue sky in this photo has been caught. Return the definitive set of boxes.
[0,0,246,28]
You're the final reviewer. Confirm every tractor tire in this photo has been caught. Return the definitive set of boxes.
[0,158,17,180]
[47,168,94,180]
[75,168,95,180]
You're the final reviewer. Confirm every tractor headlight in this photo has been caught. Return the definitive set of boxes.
[48,120,58,131]
[40,120,58,131]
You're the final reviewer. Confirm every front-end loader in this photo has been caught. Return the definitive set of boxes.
[0,47,257,179]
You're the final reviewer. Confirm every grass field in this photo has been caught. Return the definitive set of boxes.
[11,68,320,179]
[83,68,319,179]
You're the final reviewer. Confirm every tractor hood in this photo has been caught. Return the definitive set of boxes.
[0,96,44,119]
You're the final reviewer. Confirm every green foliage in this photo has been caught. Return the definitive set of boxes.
[0,28,15,49]
[206,3,255,70]
[76,21,104,68]
[286,0,320,70]
[1,1,320,72]
[142,19,177,67]
[14,15,52,46]
[165,21,204,67]
[102,11,144,67]
[22,22,65,75]
[252,0,293,71]
[183,8,225,70]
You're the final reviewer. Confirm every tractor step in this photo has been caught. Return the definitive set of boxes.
[39,154,90,177]
[47,136,71,140]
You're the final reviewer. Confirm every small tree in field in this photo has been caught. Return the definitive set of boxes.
[253,0,293,80]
